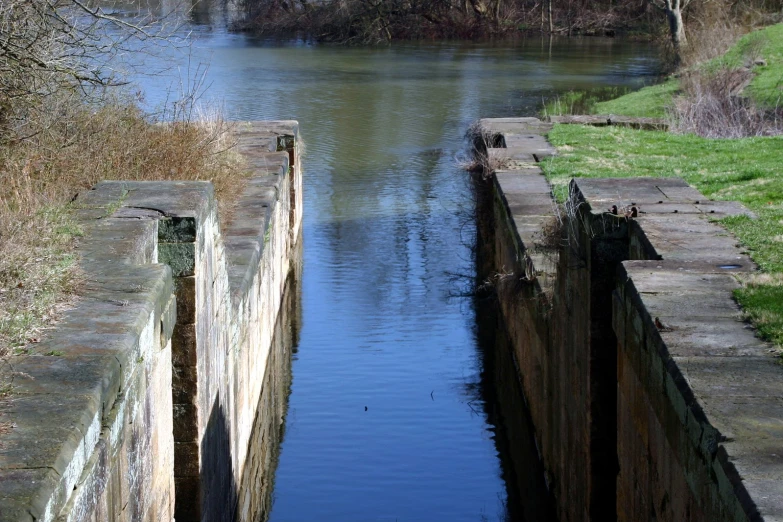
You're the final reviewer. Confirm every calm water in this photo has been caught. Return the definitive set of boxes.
[125,4,660,520]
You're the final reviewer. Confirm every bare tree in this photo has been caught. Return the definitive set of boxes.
[649,0,691,58]
[0,0,165,139]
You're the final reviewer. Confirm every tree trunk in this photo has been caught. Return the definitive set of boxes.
[651,0,689,64]
[547,0,553,33]
[667,7,687,50]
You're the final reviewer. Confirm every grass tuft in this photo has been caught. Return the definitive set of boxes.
[459,121,507,178]
[542,86,634,118]
[734,275,783,348]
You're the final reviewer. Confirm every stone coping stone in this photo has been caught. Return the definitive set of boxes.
[226,122,298,307]
[495,169,551,194]
[479,117,554,136]
[242,153,290,175]
[620,262,783,521]
[502,135,557,159]
[574,176,698,206]
[572,177,757,268]
[488,148,537,165]
[75,219,158,267]
[633,216,755,265]
[572,177,755,218]
[479,117,559,291]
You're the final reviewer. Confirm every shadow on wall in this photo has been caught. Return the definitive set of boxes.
[474,296,558,522]
[198,249,302,522]
[202,402,239,521]
[472,178,557,522]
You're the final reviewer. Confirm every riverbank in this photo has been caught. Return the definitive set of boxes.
[0,105,248,360]
[236,0,779,43]
[236,0,654,42]
[540,22,783,350]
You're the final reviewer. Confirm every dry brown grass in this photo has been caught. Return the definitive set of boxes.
[670,67,783,137]
[459,121,508,178]
[681,17,746,68]
[0,99,246,357]
[535,207,566,253]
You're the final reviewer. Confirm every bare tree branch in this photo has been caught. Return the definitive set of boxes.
[0,0,177,139]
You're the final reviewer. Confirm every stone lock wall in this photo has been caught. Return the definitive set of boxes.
[0,121,303,522]
[476,118,783,522]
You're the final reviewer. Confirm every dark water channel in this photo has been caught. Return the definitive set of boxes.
[124,4,661,520]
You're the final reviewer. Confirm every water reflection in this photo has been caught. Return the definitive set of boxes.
[117,19,661,520]
[237,245,303,522]
[473,292,556,522]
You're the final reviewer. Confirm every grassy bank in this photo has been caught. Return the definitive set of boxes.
[0,104,246,357]
[540,24,783,348]
[593,79,679,117]
[578,23,783,118]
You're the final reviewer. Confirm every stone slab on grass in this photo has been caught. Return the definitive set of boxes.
[549,114,668,131]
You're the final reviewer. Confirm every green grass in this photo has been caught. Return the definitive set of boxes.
[593,79,680,118]
[734,281,783,346]
[542,124,783,347]
[541,81,679,119]
[710,23,783,106]
[542,86,633,118]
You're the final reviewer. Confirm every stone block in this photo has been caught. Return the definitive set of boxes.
[160,295,177,347]
[174,443,200,477]
[663,369,689,429]
[173,403,199,442]
[0,468,60,521]
[175,277,197,324]
[172,364,198,405]
[173,477,202,521]
[172,324,197,367]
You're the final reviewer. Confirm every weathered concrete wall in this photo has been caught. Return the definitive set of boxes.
[0,121,302,521]
[476,118,601,522]
[236,250,301,521]
[476,118,783,522]
[166,121,302,521]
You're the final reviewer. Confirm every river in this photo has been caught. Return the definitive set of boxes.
[121,2,660,520]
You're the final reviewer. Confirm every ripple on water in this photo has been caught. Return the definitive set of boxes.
[126,24,660,521]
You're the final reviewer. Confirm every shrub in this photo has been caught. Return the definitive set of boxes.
[671,67,783,137]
